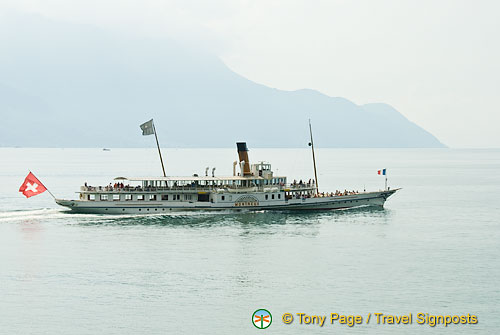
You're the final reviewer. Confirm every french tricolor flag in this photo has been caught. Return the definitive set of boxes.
[378,169,386,175]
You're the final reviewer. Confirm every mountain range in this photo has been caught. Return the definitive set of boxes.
[0,12,445,148]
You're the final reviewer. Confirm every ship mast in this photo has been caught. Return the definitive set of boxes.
[140,119,166,177]
[308,119,319,195]
[152,122,167,177]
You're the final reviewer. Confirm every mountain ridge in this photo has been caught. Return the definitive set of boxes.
[0,12,446,148]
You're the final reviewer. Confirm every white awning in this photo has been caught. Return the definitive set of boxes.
[114,175,286,182]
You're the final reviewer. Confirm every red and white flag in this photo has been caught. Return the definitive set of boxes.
[19,172,47,198]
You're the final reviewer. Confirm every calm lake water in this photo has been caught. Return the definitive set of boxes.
[0,148,499,334]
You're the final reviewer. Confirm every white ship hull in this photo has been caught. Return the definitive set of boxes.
[55,189,398,215]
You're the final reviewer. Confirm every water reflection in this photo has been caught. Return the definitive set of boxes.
[16,221,45,282]
[73,205,391,228]
[19,221,45,238]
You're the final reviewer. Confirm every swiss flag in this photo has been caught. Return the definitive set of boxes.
[19,172,47,198]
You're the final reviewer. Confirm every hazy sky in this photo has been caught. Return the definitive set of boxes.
[3,0,500,147]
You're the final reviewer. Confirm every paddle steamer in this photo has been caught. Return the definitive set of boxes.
[55,142,398,214]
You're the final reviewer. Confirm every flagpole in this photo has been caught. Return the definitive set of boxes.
[46,188,56,199]
[385,170,388,191]
[309,119,319,195]
[31,171,56,199]
[152,123,167,177]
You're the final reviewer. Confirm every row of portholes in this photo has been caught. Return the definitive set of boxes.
[339,200,368,204]
[103,208,173,212]
[101,199,370,211]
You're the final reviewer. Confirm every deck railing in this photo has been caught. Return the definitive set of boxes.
[80,183,316,193]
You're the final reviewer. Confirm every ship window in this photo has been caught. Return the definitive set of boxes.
[100,194,108,201]
[89,194,95,201]
[137,195,144,201]
[113,194,120,201]
[278,194,281,199]
[162,194,168,201]
[221,195,225,201]
[265,194,268,200]
[149,194,156,201]
[125,194,132,201]
[272,194,275,200]
[184,195,192,201]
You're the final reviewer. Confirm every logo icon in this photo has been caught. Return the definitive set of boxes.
[252,309,272,329]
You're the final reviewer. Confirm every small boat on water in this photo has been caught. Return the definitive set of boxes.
[55,141,399,214]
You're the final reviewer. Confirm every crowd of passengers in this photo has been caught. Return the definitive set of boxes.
[319,190,360,197]
[83,179,293,191]
[290,189,360,199]
[84,182,134,191]
[83,178,364,194]
[291,179,315,187]
[83,179,361,196]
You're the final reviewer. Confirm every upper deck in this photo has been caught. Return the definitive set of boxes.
[78,142,317,195]
[80,175,316,194]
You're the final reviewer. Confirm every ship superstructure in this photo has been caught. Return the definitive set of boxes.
[55,142,398,214]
